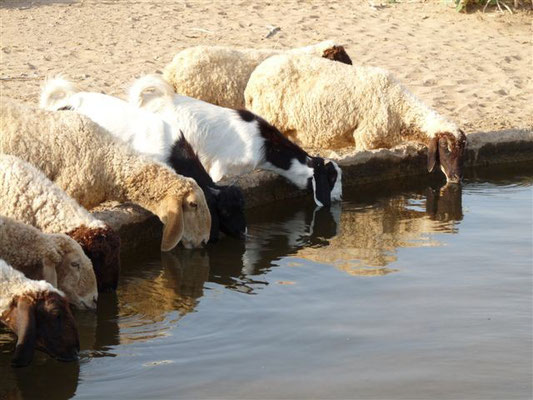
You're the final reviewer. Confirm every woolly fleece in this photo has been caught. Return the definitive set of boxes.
[0,154,105,233]
[245,54,461,150]
[163,40,344,109]
[0,258,62,316]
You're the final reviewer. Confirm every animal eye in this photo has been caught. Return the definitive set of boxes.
[188,201,198,209]
[71,262,80,269]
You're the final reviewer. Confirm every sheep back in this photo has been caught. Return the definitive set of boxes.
[245,54,412,151]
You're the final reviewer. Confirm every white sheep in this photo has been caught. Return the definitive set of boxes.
[245,54,467,183]
[0,154,120,292]
[163,40,352,109]
[39,76,246,243]
[129,75,342,208]
[0,98,211,250]
[0,258,80,367]
[0,216,97,310]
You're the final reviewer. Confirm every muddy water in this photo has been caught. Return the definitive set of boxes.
[1,166,532,399]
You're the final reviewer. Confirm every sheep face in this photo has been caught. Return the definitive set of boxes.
[53,236,98,310]
[322,45,353,65]
[214,185,247,240]
[8,292,79,367]
[181,186,211,249]
[67,225,121,293]
[160,185,211,251]
[427,131,467,184]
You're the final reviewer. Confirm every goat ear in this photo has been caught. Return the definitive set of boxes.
[160,196,184,252]
[312,172,331,208]
[11,297,37,367]
[427,136,439,173]
[42,257,58,288]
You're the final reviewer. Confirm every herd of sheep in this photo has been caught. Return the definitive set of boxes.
[0,40,467,367]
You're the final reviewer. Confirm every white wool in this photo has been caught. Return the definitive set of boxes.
[0,259,62,315]
[245,54,462,151]
[0,154,105,233]
[40,77,174,163]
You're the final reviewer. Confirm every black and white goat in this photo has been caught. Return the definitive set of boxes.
[128,75,342,208]
[169,132,246,241]
[40,76,246,242]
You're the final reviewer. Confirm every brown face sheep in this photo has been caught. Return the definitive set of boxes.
[0,216,98,310]
[0,154,120,292]
[1,259,80,367]
[0,99,211,250]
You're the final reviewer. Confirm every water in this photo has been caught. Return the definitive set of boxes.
[1,166,532,399]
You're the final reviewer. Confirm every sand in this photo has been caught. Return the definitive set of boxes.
[0,0,531,136]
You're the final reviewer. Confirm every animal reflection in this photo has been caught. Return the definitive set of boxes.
[116,251,209,343]
[294,183,463,274]
[0,337,79,399]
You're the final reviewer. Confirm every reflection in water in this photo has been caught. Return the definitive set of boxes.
[117,251,209,343]
[294,183,463,275]
[0,180,465,397]
[0,331,80,400]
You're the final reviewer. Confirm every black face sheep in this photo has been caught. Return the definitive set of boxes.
[0,259,80,367]
[39,77,246,242]
[0,99,211,251]
[0,154,120,292]
[244,54,467,183]
[0,216,98,310]
[128,75,342,208]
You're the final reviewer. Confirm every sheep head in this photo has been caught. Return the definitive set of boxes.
[51,234,98,310]
[322,45,353,65]
[427,130,467,184]
[7,292,79,367]
[159,183,211,251]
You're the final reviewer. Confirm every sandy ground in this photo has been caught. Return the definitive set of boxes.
[0,0,531,136]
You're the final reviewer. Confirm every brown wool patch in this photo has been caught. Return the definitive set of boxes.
[66,225,121,292]
[322,46,353,65]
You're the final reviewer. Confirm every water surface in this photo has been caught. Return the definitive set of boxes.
[1,166,532,399]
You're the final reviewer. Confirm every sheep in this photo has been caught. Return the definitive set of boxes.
[0,216,98,310]
[39,76,246,243]
[244,54,468,183]
[0,154,120,292]
[128,75,342,208]
[162,40,352,110]
[0,258,80,367]
[0,98,211,250]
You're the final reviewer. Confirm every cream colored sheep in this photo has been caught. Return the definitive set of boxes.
[0,99,211,250]
[163,40,352,109]
[0,258,80,367]
[0,216,97,310]
[245,54,467,183]
[0,154,120,292]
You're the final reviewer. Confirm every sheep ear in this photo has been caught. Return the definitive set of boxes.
[11,297,37,367]
[42,258,58,287]
[160,196,184,252]
[427,136,439,173]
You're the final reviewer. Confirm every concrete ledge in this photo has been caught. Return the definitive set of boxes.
[91,129,533,253]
